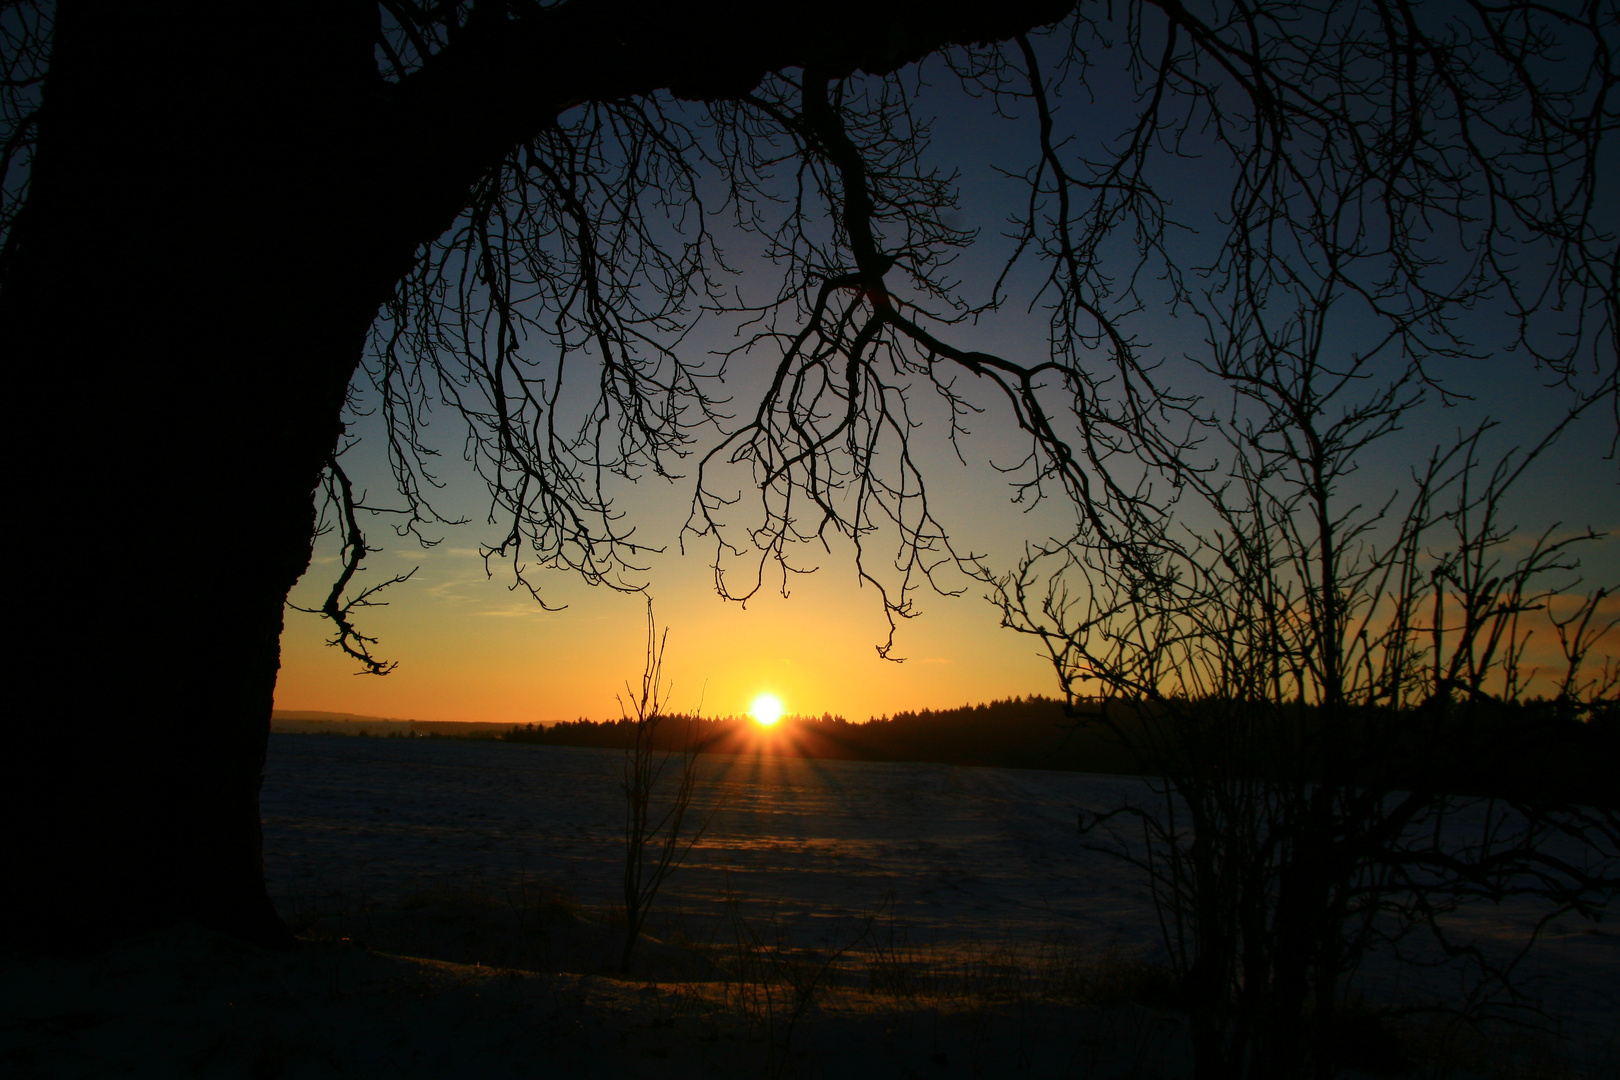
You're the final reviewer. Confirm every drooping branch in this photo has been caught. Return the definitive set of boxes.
[290,455,417,676]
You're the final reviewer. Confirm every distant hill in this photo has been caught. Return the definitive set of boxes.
[273,710,410,724]
[270,710,510,736]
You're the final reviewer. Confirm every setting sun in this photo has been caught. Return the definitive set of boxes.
[748,693,785,726]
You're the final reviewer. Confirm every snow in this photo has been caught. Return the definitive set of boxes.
[260,734,1619,1067]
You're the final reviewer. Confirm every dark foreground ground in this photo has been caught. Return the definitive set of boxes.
[3,919,1198,1080]
[3,907,1610,1080]
[9,738,1610,1079]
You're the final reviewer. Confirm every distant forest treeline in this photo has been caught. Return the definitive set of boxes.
[273,696,1616,802]
[501,696,1139,773]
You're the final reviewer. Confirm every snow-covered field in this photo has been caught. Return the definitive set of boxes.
[261,734,1618,1064]
[263,734,1159,948]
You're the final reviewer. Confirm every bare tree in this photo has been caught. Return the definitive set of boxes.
[1,0,1611,962]
[0,0,1074,947]
[616,602,710,974]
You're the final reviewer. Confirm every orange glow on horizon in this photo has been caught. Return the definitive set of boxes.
[748,693,785,726]
[274,536,1065,727]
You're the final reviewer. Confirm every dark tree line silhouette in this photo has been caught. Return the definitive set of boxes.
[486,694,1618,804]
[498,695,1138,771]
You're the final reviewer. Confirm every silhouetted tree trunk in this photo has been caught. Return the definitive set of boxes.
[1,0,1071,949]
[4,4,399,947]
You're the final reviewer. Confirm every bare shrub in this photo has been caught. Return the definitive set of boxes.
[996,408,1620,1079]
[617,603,715,975]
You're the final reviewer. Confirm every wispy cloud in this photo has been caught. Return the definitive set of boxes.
[477,605,543,618]
[426,577,486,603]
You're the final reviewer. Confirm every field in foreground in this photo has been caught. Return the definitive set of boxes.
[4,919,1212,1080]
[11,912,1605,1080]
[4,905,1606,1080]
[4,735,1614,1078]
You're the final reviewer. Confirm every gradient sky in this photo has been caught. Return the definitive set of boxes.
[273,53,1618,726]
[275,381,1087,725]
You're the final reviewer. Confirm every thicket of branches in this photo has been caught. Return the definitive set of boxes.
[3,7,1613,658]
[994,392,1618,1078]
[265,0,1613,666]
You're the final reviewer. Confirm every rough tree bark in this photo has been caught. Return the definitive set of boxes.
[1,0,1071,949]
